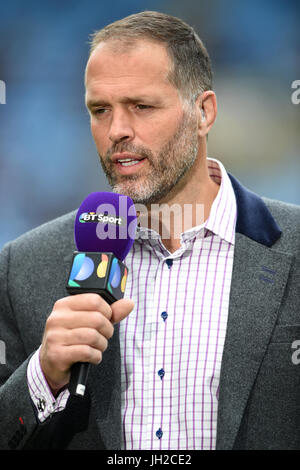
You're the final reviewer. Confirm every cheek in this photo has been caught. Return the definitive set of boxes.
[140,116,180,149]
[90,121,109,151]
[90,120,98,140]
[90,121,101,140]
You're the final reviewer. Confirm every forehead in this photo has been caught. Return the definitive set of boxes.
[85,39,175,97]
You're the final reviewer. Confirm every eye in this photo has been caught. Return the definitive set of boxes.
[136,104,153,110]
[94,108,107,115]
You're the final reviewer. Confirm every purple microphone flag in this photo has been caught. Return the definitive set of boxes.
[74,192,137,261]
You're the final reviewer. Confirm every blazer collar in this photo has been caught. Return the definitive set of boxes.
[228,173,282,247]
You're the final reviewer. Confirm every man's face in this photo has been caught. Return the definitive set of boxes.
[85,40,199,205]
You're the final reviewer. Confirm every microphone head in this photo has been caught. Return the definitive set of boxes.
[74,192,137,261]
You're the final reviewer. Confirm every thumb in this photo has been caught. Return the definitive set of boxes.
[110,298,134,324]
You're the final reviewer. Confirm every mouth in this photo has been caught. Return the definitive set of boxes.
[112,153,147,173]
[117,158,143,167]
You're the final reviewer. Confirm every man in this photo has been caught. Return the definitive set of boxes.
[0,11,300,450]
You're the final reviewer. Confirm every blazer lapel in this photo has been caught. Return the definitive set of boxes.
[215,233,293,449]
[216,174,293,449]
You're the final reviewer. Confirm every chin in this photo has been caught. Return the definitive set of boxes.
[112,181,148,200]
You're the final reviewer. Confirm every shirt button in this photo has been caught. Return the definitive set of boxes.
[156,428,163,440]
[161,311,168,322]
[158,368,165,380]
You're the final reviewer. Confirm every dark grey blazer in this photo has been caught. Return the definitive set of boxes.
[1,174,300,450]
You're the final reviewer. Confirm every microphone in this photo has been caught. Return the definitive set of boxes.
[66,192,137,397]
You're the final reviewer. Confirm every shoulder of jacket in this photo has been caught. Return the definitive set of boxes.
[7,210,77,254]
[262,197,300,251]
[263,197,300,223]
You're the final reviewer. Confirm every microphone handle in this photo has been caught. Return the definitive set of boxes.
[68,293,114,398]
[68,362,91,397]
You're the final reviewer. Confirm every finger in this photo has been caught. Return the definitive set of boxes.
[40,342,103,383]
[64,328,109,352]
[63,344,103,366]
[46,309,114,333]
[54,293,112,319]
[111,298,134,324]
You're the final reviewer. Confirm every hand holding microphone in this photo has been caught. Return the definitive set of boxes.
[39,293,134,396]
[40,192,137,397]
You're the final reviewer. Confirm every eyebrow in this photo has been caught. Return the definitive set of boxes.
[86,96,160,109]
[86,99,108,109]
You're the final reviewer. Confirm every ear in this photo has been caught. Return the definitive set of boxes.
[195,91,217,137]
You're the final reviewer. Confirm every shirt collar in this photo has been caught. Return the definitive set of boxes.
[204,158,237,245]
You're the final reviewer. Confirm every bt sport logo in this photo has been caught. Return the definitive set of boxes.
[79,212,124,226]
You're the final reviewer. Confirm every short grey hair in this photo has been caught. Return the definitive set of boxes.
[87,11,213,103]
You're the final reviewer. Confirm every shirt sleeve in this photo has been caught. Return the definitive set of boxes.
[26,346,70,422]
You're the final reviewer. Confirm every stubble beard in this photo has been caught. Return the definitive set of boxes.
[98,108,199,205]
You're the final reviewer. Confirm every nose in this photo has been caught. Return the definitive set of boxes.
[108,108,135,144]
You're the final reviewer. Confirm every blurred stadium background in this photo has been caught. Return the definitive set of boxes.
[0,0,299,248]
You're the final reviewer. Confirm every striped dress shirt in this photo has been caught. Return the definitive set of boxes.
[119,158,237,450]
[27,158,237,450]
